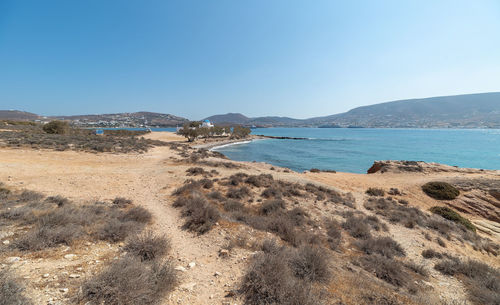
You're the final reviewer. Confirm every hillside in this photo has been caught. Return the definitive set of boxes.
[0,110,42,121]
[311,92,500,128]
[205,92,500,128]
[54,111,188,127]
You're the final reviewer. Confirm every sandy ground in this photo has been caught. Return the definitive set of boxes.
[1,131,499,304]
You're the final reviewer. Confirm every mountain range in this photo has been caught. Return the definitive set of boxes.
[1,92,499,128]
[205,92,500,128]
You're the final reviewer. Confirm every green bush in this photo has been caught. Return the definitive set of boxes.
[429,206,476,232]
[42,120,69,134]
[421,182,459,200]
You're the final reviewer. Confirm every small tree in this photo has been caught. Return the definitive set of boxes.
[177,123,200,142]
[42,120,70,134]
[231,126,251,139]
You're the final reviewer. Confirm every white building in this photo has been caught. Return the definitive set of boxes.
[201,119,214,128]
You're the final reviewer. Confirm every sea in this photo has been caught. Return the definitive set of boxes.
[211,128,500,174]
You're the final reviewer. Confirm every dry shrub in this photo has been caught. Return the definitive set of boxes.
[436,237,447,248]
[46,195,70,207]
[289,246,331,283]
[113,197,133,206]
[226,186,250,199]
[19,190,44,202]
[404,261,428,277]
[260,199,286,215]
[261,186,283,198]
[325,219,342,250]
[422,181,459,200]
[171,181,200,196]
[364,197,427,229]
[223,200,246,212]
[0,188,10,200]
[342,214,372,239]
[287,207,308,226]
[366,188,385,197]
[185,167,207,176]
[8,201,147,250]
[207,191,224,201]
[125,231,170,261]
[421,249,443,259]
[435,258,500,304]
[198,178,214,189]
[121,206,152,223]
[176,193,220,234]
[245,174,274,187]
[13,224,83,251]
[79,256,177,305]
[359,254,407,287]
[426,216,453,237]
[266,216,302,246]
[0,269,33,305]
[95,218,142,242]
[261,238,282,254]
[429,206,475,232]
[228,172,249,186]
[357,236,406,258]
[240,251,322,305]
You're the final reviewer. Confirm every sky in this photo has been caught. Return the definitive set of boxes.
[0,0,499,119]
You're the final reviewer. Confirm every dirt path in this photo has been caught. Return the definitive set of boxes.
[0,146,247,305]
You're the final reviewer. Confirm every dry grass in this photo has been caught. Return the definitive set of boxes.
[0,269,33,305]
[239,248,323,305]
[356,236,406,259]
[366,187,385,196]
[434,258,500,304]
[124,231,170,261]
[173,192,220,234]
[79,256,177,305]
[0,128,167,153]
[0,190,148,250]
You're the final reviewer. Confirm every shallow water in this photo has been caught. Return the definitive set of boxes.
[213,128,500,173]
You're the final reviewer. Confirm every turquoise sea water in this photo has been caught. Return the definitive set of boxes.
[212,128,500,173]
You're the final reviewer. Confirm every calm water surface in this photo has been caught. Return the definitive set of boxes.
[213,128,500,173]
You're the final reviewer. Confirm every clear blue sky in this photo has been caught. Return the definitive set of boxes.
[1,0,499,119]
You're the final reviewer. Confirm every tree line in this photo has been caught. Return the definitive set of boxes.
[177,121,251,142]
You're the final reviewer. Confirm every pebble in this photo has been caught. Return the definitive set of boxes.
[2,240,9,245]
[76,267,83,271]
[59,288,69,293]
[214,271,221,277]
[219,249,229,257]
[6,256,21,263]
[69,274,80,278]
[188,262,196,269]
[64,254,76,260]
[42,273,50,278]
[179,282,197,292]
[174,266,186,272]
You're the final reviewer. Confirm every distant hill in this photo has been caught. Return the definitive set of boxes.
[0,110,42,121]
[205,92,500,128]
[205,113,250,125]
[53,112,188,127]
[0,111,188,127]
[309,92,500,128]
[3,92,499,128]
